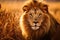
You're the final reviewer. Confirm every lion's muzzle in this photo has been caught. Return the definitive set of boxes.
[31,21,40,30]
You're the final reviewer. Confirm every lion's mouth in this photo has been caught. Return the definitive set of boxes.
[31,26,40,30]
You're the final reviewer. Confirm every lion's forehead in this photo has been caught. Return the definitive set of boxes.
[27,8,44,17]
[29,8,43,13]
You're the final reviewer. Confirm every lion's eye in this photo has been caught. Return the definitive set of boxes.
[29,13,33,17]
[38,13,42,17]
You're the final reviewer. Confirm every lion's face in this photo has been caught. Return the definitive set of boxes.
[26,8,45,30]
[22,1,50,31]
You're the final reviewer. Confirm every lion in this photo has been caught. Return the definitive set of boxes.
[20,0,59,40]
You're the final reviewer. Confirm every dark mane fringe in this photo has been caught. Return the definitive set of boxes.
[43,12,59,40]
[40,13,59,40]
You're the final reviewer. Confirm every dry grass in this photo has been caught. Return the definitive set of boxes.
[0,2,24,40]
[0,8,23,40]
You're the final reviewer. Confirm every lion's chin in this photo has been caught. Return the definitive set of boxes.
[31,26,40,30]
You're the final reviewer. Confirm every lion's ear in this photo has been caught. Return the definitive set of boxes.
[23,5,29,12]
[42,5,48,13]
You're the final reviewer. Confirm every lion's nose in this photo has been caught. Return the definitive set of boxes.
[35,19,37,21]
[33,21,38,24]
